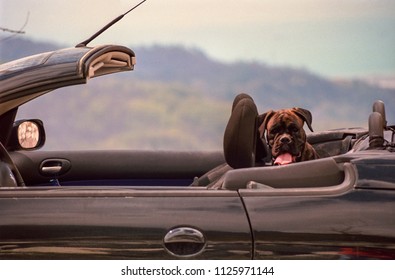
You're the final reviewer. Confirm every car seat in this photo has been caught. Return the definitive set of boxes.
[223,93,269,168]
[192,93,270,187]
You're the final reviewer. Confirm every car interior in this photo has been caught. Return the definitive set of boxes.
[2,93,392,191]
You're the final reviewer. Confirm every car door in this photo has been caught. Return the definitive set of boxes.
[0,186,252,259]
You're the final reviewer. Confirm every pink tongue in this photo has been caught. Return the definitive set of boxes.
[274,153,293,165]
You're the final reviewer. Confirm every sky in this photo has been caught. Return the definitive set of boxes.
[1,0,395,78]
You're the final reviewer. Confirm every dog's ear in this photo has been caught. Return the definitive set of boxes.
[257,110,275,137]
[292,108,314,132]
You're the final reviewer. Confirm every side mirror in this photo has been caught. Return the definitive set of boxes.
[8,119,46,150]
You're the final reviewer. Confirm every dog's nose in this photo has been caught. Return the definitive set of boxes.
[280,135,291,144]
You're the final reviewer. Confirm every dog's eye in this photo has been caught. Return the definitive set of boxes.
[289,125,299,132]
[270,127,280,134]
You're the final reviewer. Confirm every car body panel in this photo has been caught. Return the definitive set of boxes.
[242,189,395,259]
[0,188,252,259]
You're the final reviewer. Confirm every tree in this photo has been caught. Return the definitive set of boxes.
[0,12,29,42]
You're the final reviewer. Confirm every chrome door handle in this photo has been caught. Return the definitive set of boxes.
[41,166,62,174]
[40,159,71,176]
[163,227,206,257]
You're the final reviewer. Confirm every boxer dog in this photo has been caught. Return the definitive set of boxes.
[258,108,319,165]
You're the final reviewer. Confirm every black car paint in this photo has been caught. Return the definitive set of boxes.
[241,153,395,259]
[0,188,251,259]
[243,188,395,259]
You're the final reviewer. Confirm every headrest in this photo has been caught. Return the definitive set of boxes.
[223,93,267,168]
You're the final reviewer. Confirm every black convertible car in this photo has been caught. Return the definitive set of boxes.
[0,44,394,260]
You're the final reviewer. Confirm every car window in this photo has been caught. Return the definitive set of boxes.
[16,75,228,151]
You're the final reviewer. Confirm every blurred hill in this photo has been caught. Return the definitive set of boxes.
[1,36,394,150]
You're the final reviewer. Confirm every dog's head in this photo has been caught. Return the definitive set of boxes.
[258,108,314,165]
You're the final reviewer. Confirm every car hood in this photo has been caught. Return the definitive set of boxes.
[0,45,135,115]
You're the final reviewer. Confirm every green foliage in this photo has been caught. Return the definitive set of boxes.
[18,78,230,150]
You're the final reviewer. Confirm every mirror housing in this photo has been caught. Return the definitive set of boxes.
[8,119,46,151]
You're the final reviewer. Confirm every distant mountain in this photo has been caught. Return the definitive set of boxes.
[0,36,60,62]
[132,45,395,131]
[1,36,394,150]
[135,45,394,104]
